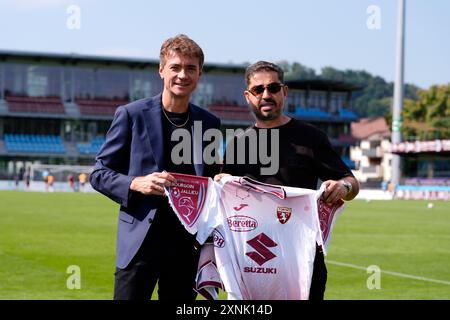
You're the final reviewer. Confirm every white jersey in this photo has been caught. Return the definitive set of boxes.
[165,174,344,300]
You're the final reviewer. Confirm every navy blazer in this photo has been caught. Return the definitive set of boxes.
[90,93,221,268]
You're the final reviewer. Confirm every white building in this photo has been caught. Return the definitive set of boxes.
[350,117,392,186]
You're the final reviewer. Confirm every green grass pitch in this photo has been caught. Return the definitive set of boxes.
[0,191,449,300]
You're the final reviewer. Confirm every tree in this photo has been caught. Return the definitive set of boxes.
[317,66,419,118]
[402,83,450,140]
[275,61,421,118]
[280,61,317,80]
[320,66,344,81]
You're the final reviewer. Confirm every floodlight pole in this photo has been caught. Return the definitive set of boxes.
[391,0,406,187]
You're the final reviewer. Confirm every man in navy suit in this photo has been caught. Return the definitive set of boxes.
[90,34,221,300]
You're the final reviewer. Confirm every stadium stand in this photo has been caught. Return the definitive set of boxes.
[77,137,105,154]
[338,108,358,120]
[208,105,253,122]
[4,134,65,154]
[5,95,65,114]
[294,106,331,119]
[76,98,128,116]
[0,50,365,185]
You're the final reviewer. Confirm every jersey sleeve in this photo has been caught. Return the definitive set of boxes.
[195,181,223,245]
[315,184,345,254]
[195,243,224,300]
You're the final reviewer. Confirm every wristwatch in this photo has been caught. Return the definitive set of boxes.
[341,180,352,194]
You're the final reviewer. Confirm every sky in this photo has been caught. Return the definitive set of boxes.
[0,0,449,89]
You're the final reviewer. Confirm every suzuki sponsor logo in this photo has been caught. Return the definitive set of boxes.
[212,229,225,248]
[243,267,277,274]
[227,215,258,232]
[246,233,277,266]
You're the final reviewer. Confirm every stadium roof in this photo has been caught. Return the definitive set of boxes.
[0,49,247,73]
[285,79,363,92]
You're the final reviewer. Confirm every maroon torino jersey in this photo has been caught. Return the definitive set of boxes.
[166,174,344,300]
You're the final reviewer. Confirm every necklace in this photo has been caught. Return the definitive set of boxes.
[161,106,190,128]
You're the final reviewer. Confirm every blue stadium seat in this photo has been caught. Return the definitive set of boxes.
[4,134,66,154]
[339,108,358,120]
[77,137,105,154]
[295,106,331,119]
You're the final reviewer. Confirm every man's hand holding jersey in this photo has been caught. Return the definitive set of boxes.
[130,171,176,196]
[215,173,359,204]
[321,177,359,203]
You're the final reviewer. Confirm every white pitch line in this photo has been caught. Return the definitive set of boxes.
[326,260,450,286]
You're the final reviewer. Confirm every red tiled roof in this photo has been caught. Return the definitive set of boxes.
[351,117,391,140]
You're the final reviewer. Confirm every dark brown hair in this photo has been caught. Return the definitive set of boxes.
[245,61,284,86]
[160,34,204,70]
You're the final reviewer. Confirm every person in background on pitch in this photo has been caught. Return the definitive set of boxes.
[90,34,221,300]
[24,167,31,190]
[78,172,87,192]
[68,174,75,192]
[216,61,359,300]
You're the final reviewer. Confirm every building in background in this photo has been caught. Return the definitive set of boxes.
[0,50,361,183]
[284,79,360,170]
[351,116,450,198]
[350,117,392,187]
[0,50,247,180]
[391,139,450,200]
[391,139,450,181]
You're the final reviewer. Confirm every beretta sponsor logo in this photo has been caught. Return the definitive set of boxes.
[227,215,258,232]
[212,229,225,248]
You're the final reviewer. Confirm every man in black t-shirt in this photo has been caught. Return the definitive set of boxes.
[218,61,359,300]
